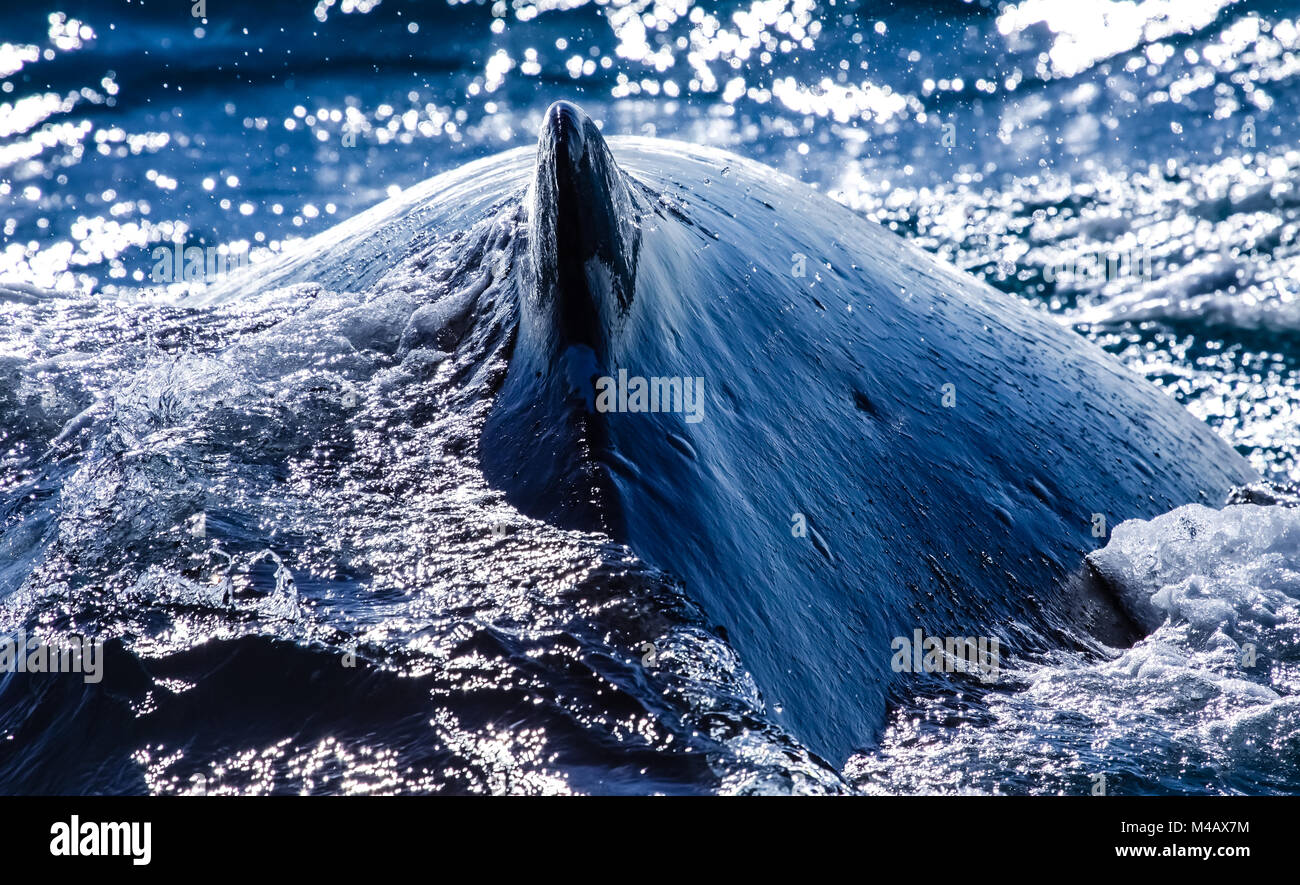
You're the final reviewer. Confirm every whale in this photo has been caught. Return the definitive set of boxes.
[195,101,1258,764]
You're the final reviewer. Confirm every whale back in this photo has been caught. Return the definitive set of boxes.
[192,129,1257,764]
[192,146,535,305]
[483,132,1257,762]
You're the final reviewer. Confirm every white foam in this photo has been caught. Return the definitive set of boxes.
[1088,502,1300,637]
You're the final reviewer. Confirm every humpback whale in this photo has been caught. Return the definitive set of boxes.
[199,101,1258,764]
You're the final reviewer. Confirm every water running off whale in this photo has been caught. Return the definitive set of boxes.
[186,101,1257,765]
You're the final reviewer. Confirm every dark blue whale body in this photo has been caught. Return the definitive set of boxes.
[479,102,1256,763]
[205,102,1257,765]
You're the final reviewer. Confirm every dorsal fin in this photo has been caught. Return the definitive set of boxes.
[525,100,639,366]
[480,102,640,535]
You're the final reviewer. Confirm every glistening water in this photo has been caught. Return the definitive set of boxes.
[1,0,1298,794]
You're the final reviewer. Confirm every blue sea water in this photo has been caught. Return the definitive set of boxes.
[1,0,1299,794]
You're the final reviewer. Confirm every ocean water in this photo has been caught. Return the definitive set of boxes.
[1,0,1298,794]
